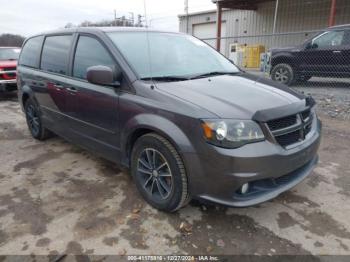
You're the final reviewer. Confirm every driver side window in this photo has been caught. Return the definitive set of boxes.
[312,30,345,48]
[73,36,115,79]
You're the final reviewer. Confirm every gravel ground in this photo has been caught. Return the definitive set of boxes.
[247,70,350,120]
[294,85,350,121]
[0,90,349,258]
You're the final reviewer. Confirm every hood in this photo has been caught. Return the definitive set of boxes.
[0,60,17,68]
[270,46,301,54]
[155,73,304,119]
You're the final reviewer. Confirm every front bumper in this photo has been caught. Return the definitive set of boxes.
[0,79,17,92]
[184,119,321,207]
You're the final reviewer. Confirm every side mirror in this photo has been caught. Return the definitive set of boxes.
[86,65,121,87]
[306,42,318,50]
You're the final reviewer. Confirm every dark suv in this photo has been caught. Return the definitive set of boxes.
[17,27,321,212]
[270,24,350,85]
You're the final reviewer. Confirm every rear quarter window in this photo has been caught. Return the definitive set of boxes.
[19,36,44,68]
[41,35,73,75]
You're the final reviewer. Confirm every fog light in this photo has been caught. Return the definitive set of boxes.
[240,183,249,194]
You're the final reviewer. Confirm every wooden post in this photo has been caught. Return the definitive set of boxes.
[328,0,337,27]
[216,1,222,51]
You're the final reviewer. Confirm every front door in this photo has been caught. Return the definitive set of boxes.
[66,35,121,162]
[299,30,346,76]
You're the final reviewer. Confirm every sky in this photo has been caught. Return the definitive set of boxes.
[0,0,215,36]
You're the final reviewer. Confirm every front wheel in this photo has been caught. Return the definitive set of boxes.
[271,63,295,86]
[131,133,190,212]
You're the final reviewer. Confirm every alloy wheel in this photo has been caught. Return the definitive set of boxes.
[137,148,173,201]
[26,104,40,136]
[274,68,290,84]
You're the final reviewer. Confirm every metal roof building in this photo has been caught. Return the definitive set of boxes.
[179,0,350,56]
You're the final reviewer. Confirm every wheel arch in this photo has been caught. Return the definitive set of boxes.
[121,114,195,168]
[271,54,295,69]
[20,85,36,110]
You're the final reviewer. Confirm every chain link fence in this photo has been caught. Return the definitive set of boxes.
[202,28,350,88]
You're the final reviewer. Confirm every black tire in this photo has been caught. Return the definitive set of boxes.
[131,133,190,212]
[271,63,295,86]
[24,98,52,140]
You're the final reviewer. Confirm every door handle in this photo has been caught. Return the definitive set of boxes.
[67,87,78,93]
[53,83,64,91]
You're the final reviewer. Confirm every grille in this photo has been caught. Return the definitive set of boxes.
[267,115,297,131]
[3,67,16,71]
[301,109,311,121]
[275,130,301,147]
[266,110,314,148]
[304,123,312,136]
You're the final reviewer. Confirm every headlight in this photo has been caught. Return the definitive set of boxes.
[201,119,265,148]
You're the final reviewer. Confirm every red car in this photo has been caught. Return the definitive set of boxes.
[0,47,21,92]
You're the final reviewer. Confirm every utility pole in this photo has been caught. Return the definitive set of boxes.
[114,10,117,26]
[184,0,189,34]
[129,12,135,26]
[143,0,148,28]
[272,0,279,34]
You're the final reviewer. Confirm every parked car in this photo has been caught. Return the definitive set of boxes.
[269,24,350,85]
[0,47,20,92]
[17,28,321,212]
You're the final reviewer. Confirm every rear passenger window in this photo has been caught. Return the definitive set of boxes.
[73,36,115,79]
[41,35,72,75]
[19,36,43,68]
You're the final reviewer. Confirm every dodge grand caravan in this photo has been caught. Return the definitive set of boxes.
[17,27,321,212]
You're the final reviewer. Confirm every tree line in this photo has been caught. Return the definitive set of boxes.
[0,34,25,47]
[0,17,144,48]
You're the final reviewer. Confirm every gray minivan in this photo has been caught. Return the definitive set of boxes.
[17,27,321,212]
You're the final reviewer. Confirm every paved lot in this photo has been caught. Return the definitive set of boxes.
[0,92,350,256]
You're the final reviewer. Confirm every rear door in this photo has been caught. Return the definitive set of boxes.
[338,29,350,76]
[65,34,121,161]
[38,34,74,134]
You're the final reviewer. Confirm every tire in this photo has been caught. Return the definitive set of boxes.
[24,98,52,140]
[271,63,295,86]
[131,133,190,212]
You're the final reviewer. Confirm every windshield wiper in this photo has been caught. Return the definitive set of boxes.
[140,76,189,82]
[190,71,239,80]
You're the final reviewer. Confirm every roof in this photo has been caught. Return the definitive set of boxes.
[178,9,217,18]
[212,0,274,10]
[27,27,183,39]
[329,24,350,29]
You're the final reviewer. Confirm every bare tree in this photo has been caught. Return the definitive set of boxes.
[0,34,25,47]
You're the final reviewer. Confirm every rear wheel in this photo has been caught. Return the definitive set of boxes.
[24,98,52,140]
[131,133,190,212]
[271,63,295,86]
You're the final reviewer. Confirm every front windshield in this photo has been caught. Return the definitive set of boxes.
[0,48,21,61]
[107,32,239,79]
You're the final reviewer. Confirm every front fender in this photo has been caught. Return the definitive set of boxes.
[120,113,195,164]
[271,52,296,68]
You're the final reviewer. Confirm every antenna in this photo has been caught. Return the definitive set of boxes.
[144,0,153,83]
[143,0,148,28]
